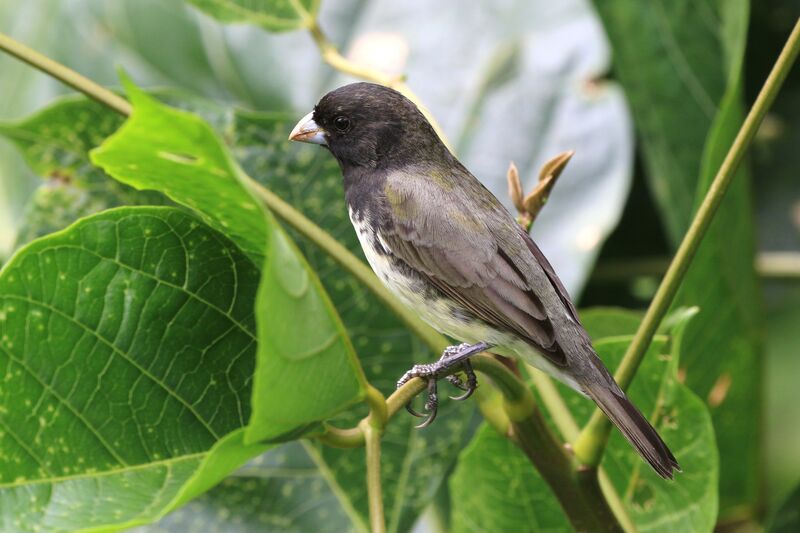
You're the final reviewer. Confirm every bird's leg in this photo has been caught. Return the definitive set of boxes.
[397,341,491,428]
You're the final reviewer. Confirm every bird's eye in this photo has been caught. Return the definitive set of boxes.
[333,116,351,132]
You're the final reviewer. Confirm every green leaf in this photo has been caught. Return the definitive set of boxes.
[580,307,641,338]
[590,1,745,242]
[588,315,718,532]
[0,206,269,531]
[91,80,266,265]
[0,95,124,179]
[11,178,164,250]
[450,309,718,532]
[0,96,167,250]
[591,0,760,515]
[449,424,571,532]
[184,0,319,32]
[88,79,367,443]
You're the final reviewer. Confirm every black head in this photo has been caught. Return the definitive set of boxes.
[289,82,450,171]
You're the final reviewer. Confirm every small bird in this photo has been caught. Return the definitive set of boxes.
[289,82,679,479]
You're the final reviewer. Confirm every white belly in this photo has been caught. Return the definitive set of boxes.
[348,207,581,392]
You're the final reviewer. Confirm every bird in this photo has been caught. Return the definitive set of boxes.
[289,82,680,479]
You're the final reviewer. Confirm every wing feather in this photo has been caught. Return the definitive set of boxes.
[381,174,567,366]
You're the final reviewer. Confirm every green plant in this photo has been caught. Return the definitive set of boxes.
[0,2,798,532]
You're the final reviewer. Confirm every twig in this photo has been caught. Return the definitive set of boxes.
[475,356,623,532]
[573,17,800,468]
[0,33,131,116]
[508,151,574,231]
[360,386,387,533]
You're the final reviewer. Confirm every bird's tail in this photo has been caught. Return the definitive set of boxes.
[582,375,680,479]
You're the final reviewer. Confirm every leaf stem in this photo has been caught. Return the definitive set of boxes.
[573,17,800,467]
[0,32,131,116]
[359,385,387,533]
[361,421,385,533]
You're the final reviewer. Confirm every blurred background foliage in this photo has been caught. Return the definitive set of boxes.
[0,0,798,531]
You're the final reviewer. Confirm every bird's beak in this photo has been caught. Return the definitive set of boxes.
[288,111,327,145]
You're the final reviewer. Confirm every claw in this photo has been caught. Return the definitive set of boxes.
[450,387,475,401]
[396,342,490,429]
[415,379,439,429]
[405,401,425,417]
[450,360,477,401]
[415,408,438,428]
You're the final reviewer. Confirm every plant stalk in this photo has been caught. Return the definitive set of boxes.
[573,17,800,467]
[360,385,387,533]
[0,33,131,116]
[362,421,385,533]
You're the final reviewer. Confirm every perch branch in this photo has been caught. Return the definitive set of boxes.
[360,385,387,533]
[0,33,131,116]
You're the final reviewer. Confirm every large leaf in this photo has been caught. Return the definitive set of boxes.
[450,309,718,532]
[591,0,760,516]
[590,0,744,241]
[0,206,269,531]
[185,0,319,32]
[90,80,368,442]
[0,96,167,250]
[449,424,570,532]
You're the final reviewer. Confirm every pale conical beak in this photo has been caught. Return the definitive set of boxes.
[288,111,327,145]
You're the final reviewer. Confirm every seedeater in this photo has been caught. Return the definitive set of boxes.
[290,82,679,479]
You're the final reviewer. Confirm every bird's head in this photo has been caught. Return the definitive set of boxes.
[289,82,449,171]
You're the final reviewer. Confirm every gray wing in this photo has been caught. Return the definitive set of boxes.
[381,172,574,367]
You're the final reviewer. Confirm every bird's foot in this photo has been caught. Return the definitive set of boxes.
[396,341,490,428]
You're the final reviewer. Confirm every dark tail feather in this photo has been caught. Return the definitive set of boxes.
[584,383,681,479]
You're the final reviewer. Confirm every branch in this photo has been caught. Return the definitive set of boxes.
[360,386,387,533]
[0,33,131,116]
[573,17,800,468]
